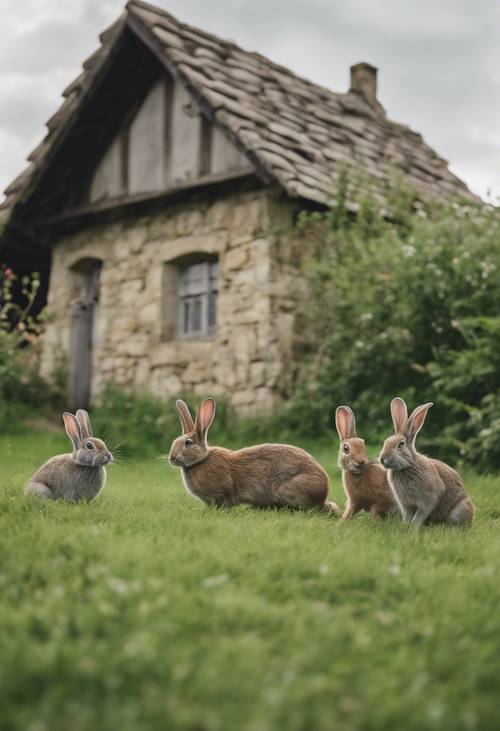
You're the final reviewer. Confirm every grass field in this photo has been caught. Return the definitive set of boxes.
[1,430,500,731]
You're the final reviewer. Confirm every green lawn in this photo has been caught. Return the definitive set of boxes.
[1,431,500,731]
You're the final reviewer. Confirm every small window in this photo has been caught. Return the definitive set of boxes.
[178,260,218,337]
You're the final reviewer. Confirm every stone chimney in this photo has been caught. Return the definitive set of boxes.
[350,62,385,116]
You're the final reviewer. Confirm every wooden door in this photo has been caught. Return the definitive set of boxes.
[69,265,101,409]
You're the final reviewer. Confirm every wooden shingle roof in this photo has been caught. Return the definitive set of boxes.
[1,0,475,219]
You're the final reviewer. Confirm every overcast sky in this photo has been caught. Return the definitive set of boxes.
[1,0,499,202]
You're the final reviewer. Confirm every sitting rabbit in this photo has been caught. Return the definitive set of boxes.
[169,398,339,513]
[379,397,475,528]
[25,410,113,502]
[335,405,395,520]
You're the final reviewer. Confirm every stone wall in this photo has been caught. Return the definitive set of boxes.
[41,188,303,413]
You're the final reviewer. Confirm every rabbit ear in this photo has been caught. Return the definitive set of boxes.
[63,412,81,451]
[406,403,433,443]
[76,409,92,439]
[176,399,195,434]
[391,397,408,434]
[195,398,216,441]
[335,406,356,440]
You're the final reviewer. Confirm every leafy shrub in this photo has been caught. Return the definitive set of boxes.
[428,317,500,470]
[290,185,500,467]
[0,266,51,427]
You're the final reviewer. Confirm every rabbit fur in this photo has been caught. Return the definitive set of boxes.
[379,397,474,528]
[336,405,395,520]
[25,410,113,503]
[169,398,339,513]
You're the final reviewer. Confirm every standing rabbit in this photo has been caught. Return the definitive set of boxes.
[169,398,340,513]
[25,410,113,502]
[335,405,395,520]
[379,397,475,528]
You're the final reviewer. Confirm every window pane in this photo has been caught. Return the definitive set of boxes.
[183,299,191,333]
[183,296,203,334]
[178,259,218,337]
[193,296,202,332]
[208,291,217,332]
[182,262,207,295]
[210,261,219,284]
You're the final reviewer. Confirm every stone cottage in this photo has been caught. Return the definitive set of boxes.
[0,0,475,411]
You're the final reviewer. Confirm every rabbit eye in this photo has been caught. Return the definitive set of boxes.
[86,441,94,450]
[185,439,193,448]
[343,443,350,454]
[398,440,405,448]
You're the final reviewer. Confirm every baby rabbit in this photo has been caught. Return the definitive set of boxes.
[169,398,339,513]
[379,397,475,528]
[25,410,113,502]
[335,405,395,520]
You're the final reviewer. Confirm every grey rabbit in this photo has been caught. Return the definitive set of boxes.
[379,397,475,528]
[25,410,113,502]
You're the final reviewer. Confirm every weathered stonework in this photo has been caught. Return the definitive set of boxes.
[41,189,303,413]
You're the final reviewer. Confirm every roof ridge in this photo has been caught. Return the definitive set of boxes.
[126,0,344,102]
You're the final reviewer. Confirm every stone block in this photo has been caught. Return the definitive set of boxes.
[232,327,257,363]
[254,387,274,407]
[150,344,181,368]
[174,206,211,238]
[193,381,216,396]
[229,234,253,248]
[253,259,271,286]
[249,361,266,387]
[138,302,158,325]
[117,338,148,358]
[122,278,145,298]
[231,389,255,407]
[207,199,233,230]
[164,372,183,393]
[134,357,150,386]
[223,246,248,271]
[183,360,210,384]
[232,268,257,288]
[231,197,266,236]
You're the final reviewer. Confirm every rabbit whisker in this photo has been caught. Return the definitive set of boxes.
[110,439,127,450]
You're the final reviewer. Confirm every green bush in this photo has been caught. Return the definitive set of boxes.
[290,184,500,467]
[0,266,51,428]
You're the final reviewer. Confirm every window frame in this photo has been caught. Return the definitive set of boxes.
[177,259,218,339]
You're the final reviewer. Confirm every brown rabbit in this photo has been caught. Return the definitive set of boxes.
[379,397,475,528]
[335,405,395,520]
[25,410,113,502]
[169,398,339,513]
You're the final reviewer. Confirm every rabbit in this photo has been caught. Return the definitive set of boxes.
[25,410,113,503]
[379,397,475,528]
[169,398,340,513]
[335,405,396,520]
